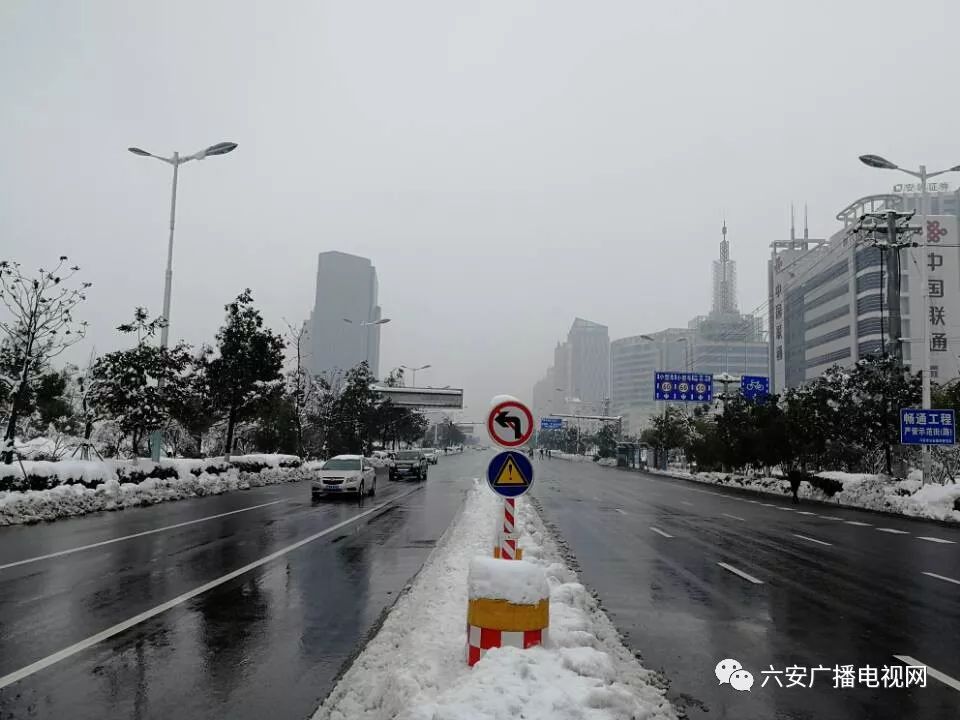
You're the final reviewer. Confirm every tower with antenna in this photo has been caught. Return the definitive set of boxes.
[712,219,738,316]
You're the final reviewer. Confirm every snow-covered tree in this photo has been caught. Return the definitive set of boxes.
[208,290,285,458]
[0,258,89,463]
[88,309,191,457]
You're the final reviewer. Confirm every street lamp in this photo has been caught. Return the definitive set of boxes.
[859,153,960,484]
[129,140,238,460]
[401,363,431,386]
[343,318,391,326]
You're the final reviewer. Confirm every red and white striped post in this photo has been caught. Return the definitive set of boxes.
[500,498,517,560]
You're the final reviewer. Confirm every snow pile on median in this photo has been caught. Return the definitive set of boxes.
[468,555,549,604]
[314,481,677,720]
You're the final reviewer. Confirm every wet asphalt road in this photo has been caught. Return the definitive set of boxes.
[532,459,960,720]
[0,450,488,720]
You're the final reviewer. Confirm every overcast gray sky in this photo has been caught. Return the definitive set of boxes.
[3,0,960,419]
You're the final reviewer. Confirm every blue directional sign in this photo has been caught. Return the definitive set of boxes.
[654,372,713,402]
[740,375,770,401]
[486,451,535,498]
[900,409,956,445]
[540,417,563,430]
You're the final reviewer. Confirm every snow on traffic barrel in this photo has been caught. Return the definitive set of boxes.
[466,556,549,666]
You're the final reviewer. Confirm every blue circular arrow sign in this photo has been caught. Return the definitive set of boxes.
[486,451,535,498]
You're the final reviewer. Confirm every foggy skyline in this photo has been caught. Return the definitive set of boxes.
[4,0,960,418]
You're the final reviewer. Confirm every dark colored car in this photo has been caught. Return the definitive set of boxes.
[390,449,428,481]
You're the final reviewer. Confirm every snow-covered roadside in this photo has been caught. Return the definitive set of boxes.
[314,481,676,720]
[0,459,311,526]
[648,467,960,524]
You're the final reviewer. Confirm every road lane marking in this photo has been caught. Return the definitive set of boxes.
[917,536,955,544]
[721,513,745,521]
[893,655,960,692]
[717,562,764,585]
[876,528,910,535]
[0,486,421,690]
[0,500,285,572]
[922,571,960,586]
[845,521,871,526]
[775,506,795,511]
[615,509,627,515]
[650,527,673,538]
[680,501,693,506]
[797,511,816,516]
[792,534,833,547]
[817,515,844,521]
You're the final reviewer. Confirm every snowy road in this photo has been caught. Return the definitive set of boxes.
[0,451,487,720]
[532,458,960,720]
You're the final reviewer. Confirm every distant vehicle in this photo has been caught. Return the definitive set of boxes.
[391,449,428,481]
[371,450,395,468]
[422,448,440,465]
[311,455,377,497]
[444,445,464,454]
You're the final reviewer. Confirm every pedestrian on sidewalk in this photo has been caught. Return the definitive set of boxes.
[788,471,802,504]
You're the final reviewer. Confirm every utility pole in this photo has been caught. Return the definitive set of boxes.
[852,210,920,363]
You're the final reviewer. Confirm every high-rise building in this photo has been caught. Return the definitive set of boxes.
[610,223,766,432]
[306,251,382,380]
[567,318,610,407]
[769,191,960,391]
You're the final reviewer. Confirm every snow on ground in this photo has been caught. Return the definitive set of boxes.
[0,455,313,526]
[634,465,960,525]
[314,481,676,720]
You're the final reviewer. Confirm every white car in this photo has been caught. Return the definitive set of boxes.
[311,455,377,497]
[371,450,395,469]
[422,448,440,465]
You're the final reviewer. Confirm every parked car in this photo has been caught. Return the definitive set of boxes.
[390,449,428,481]
[422,448,440,465]
[311,455,377,497]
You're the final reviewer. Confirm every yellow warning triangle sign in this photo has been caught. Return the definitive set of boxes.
[494,455,528,485]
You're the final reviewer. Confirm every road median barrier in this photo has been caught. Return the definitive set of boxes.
[466,555,549,666]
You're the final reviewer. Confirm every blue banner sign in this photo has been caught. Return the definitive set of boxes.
[740,375,770,401]
[654,372,713,402]
[900,409,955,445]
[540,417,563,430]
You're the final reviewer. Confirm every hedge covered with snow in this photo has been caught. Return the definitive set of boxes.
[0,454,307,526]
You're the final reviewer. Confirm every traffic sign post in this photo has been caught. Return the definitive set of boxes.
[740,375,770,402]
[486,447,535,561]
[487,398,534,448]
[900,408,955,445]
[654,372,713,402]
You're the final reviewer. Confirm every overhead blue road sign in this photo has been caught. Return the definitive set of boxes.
[740,375,770,401]
[900,409,955,445]
[540,417,563,430]
[654,372,713,402]
[486,451,535,498]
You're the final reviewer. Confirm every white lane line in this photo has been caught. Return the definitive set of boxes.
[761,503,777,507]
[650,527,673,538]
[845,521,872,526]
[877,528,910,535]
[917,536,956,544]
[615,509,627,515]
[0,487,419,690]
[922,571,960,586]
[721,513,745,521]
[817,515,844,521]
[796,511,816,516]
[717,562,764,585]
[893,655,960,692]
[680,501,693,506]
[775,506,795,511]
[792,533,834,547]
[0,500,285,572]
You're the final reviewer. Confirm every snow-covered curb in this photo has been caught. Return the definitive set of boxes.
[0,464,312,526]
[314,481,676,720]
[650,468,960,524]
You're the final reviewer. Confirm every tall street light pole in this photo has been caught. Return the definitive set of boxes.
[401,363,431,387]
[129,141,238,460]
[859,154,960,484]
[343,318,391,371]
